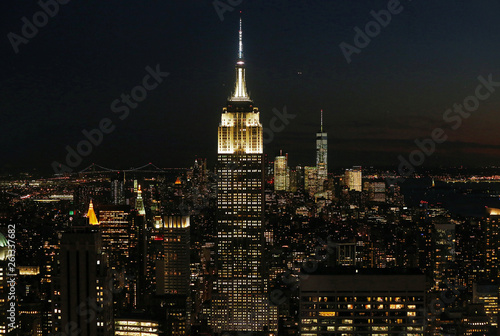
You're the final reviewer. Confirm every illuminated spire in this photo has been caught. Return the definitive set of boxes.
[320,109,323,132]
[86,200,99,225]
[238,17,243,60]
[136,185,146,216]
[231,16,250,101]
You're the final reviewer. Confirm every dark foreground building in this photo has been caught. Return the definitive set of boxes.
[299,269,426,335]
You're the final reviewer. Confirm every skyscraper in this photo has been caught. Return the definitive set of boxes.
[97,205,140,312]
[344,166,362,192]
[97,205,132,272]
[53,227,113,336]
[316,109,328,191]
[274,151,288,191]
[135,185,146,216]
[433,223,456,291]
[304,166,319,195]
[156,215,191,335]
[484,208,500,283]
[156,215,190,296]
[111,178,125,205]
[212,18,275,334]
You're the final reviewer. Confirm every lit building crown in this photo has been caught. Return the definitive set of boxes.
[218,17,263,155]
[86,199,99,225]
[136,185,146,216]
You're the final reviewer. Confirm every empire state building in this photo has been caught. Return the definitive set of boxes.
[212,19,276,334]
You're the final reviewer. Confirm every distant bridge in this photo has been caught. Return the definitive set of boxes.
[78,163,187,175]
[441,177,500,183]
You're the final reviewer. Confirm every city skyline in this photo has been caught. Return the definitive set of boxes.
[4,5,500,333]
[3,1,500,174]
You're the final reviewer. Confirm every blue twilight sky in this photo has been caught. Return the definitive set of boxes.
[2,0,500,173]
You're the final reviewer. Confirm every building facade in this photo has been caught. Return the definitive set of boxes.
[274,153,288,191]
[299,270,426,335]
[344,166,362,192]
[54,227,113,336]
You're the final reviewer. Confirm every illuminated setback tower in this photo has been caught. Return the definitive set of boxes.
[213,19,273,334]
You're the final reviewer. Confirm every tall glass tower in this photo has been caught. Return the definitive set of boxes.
[212,18,275,334]
[316,110,328,191]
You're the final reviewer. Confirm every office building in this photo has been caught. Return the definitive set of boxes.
[274,152,288,191]
[484,208,500,283]
[156,215,190,296]
[114,317,161,335]
[54,227,113,336]
[111,178,125,205]
[473,283,499,327]
[433,223,456,291]
[316,110,328,192]
[212,18,275,334]
[344,166,362,192]
[299,269,426,335]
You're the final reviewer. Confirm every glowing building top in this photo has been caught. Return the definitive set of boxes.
[136,185,146,216]
[230,18,250,102]
[86,200,99,225]
[0,232,7,260]
[218,17,262,154]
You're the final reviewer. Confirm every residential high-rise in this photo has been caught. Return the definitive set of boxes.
[316,109,328,191]
[212,18,275,334]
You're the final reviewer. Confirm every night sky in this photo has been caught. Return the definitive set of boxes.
[2,0,500,174]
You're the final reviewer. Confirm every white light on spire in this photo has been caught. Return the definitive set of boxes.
[239,17,243,60]
[231,17,250,101]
